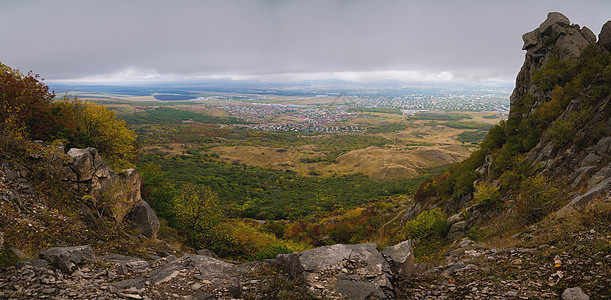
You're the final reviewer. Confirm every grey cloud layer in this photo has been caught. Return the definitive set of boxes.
[0,0,609,82]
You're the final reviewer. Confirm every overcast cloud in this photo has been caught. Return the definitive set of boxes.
[0,0,609,83]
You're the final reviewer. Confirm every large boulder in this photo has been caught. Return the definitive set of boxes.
[39,245,95,273]
[125,200,160,239]
[66,148,97,181]
[276,243,394,299]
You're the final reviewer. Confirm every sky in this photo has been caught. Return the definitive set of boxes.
[0,0,609,84]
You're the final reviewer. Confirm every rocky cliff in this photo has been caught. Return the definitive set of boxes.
[410,12,610,239]
[510,12,610,211]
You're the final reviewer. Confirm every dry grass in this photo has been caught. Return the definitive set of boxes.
[210,144,469,180]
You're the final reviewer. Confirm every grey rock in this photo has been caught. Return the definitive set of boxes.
[67,148,96,181]
[18,259,51,270]
[587,165,611,189]
[99,254,150,275]
[39,245,95,273]
[538,12,570,35]
[570,166,596,189]
[441,262,467,277]
[195,249,219,259]
[381,240,415,276]
[336,279,388,300]
[113,254,241,297]
[593,136,611,155]
[581,26,596,44]
[125,200,160,239]
[582,153,601,165]
[599,20,611,52]
[522,29,539,50]
[447,221,469,241]
[64,148,147,225]
[276,243,393,299]
[381,240,412,265]
[189,255,242,297]
[557,32,590,59]
[446,212,464,225]
[561,287,590,300]
[558,177,611,215]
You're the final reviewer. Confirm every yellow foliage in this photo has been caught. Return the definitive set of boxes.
[56,99,137,168]
[0,103,25,155]
[219,220,309,260]
[340,207,363,221]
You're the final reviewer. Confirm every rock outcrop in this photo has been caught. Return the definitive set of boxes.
[64,147,160,239]
[510,12,596,116]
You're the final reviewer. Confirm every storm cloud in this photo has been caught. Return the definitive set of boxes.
[1,0,609,83]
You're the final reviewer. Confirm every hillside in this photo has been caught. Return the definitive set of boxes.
[0,12,609,300]
[398,12,611,298]
[410,12,610,235]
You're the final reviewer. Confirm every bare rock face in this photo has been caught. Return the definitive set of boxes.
[39,245,95,273]
[599,20,611,52]
[276,243,394,299]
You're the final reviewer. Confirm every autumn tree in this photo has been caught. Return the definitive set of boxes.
[54,99,137,168]
[174,183,233,252]
[0,62,63,141]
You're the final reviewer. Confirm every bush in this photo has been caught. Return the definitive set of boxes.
[0,102,26,156]
[217,221,308,260]
[473,182,501,207]
[549,119,574,147]
[254,244,293,261]
[515,175,562,223]
[174,184,229,252]
[402,208,448,240]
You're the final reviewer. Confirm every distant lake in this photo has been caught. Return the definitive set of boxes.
[153,94,197,101]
